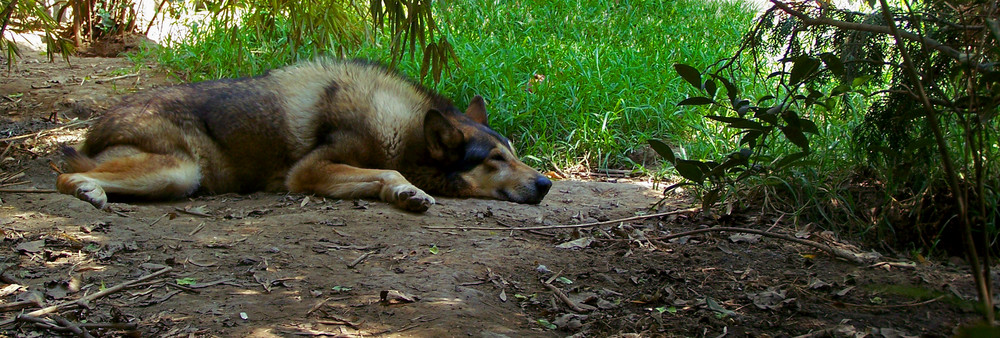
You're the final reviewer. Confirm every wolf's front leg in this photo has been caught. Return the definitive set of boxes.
[286,157,435,212]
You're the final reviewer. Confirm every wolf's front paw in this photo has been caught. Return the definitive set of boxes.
[391,185,435,212]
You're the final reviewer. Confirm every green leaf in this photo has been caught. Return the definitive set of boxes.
[798,118,819,134]
[772,151,810,170]
[852,75,873,87]
[819,52,844,77]
[648,139,676,163]
[712,74,738,103]
[781,110,801,126]
[702,189,720,208]
[706,115,765,130]
[755,107,779,124]
[739,130,764,147]
[789,56,821,84]
[537,319,557,330]
[332,285,353,292]
[673,63,702,89]
[703,79,717,97]
[780,126,810,151]
[831,83,852,96]
[176,277,197,286]
[678,96,714,106]
[556,277,573,284]
[675,160,705,184]
[733,99,751,114]
[429,245,439,255]
[706,297,737,317]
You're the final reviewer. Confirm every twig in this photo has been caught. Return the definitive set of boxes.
[0,181,31,188]
[306,297,334,316]
[93,73,139,84]
[77,322,138,330]
[320,244,382,250]
[0,300,40,312]
[49,314,94,338]
[319,313,361,329]
[137,290,182,307]
[14,267,172,320]
[14,314,97,337]
[495,220,554,237]
[769,0,963,61]
[13,314,59,330]
[838,295,945,309]
[147,213,168,227]
[0,188,56,193]
[188,278,235,289]
[174,207,211,217]
[652,227,866,264]
[166,282,200,294]
[424,207,700,231]
[348,250,378,268]
[188,222,206,236]
[542,282,590,313]
[0,119,93,143]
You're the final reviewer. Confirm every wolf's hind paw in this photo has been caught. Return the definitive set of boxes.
[74,181,108,210]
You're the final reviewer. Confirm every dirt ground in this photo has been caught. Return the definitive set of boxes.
[0,52,991,337]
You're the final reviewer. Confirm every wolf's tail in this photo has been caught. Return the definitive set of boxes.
[61,146,97,173]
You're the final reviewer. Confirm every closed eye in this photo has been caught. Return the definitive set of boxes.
[490,153,505,162]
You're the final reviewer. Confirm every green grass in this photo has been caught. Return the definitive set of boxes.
[138,0,758,170]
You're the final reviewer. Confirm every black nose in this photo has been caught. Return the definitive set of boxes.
[535,176,552,198]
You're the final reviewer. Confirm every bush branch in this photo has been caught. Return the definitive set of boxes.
[769,0,963,61]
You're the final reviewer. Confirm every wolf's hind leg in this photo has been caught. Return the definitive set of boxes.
[57,148,201,209]
[286,158,435,212]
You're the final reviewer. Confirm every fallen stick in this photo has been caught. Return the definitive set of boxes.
[14,314,97,338]
[0,300,41,312]
[542,282,591,313]
[651,227,866,264]
[94,73,140,84]
[423,207,701,231]
[0,119,94,143]
[147,213,168,227]
[0,181,31,188]
[0,189,56,193]
[16,267,172,319]
[49,314,95,338]
[174,207,211,217]
[348,250,377,268]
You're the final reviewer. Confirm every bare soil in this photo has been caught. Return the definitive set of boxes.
[0,52,989,337]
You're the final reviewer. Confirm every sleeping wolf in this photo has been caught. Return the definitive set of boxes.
[57,59,551,212]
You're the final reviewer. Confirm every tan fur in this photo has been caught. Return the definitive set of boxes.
[57,59,551,212]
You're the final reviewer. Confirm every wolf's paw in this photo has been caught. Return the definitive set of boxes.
[58,174,108,210]
[391,185,435,212]
[73,181,108,210]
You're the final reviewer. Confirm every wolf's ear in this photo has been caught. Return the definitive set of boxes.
[424,109,465,162]
[465,95,489,126]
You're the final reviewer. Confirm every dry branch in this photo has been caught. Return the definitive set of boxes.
[768,0,963,61]
[542,282,591,313]
[1,267,173,326]
[0,188,56,193]
[93,73,139,84]
[0,118,93,143]
[652,227,866,264]
[423,207,700,231]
